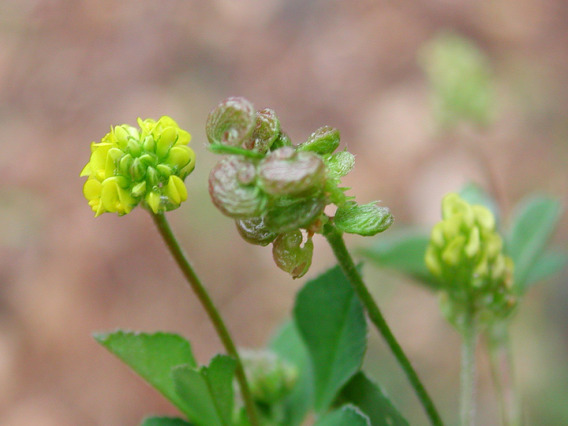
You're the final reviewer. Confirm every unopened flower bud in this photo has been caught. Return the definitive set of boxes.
[206,97,256,147]
[426,193,516,329]
[334,201,393,236]
[208,156,265,218]
[272,231,314,279]
[240,349,298,405]
[259,147,326,196]
[297,126,340,155]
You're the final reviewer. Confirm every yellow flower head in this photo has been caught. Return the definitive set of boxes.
[80,116,195,216]
[425,193,516,329]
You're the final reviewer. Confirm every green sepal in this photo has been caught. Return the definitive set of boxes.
[297,126,340,155]
[335,202,393,236]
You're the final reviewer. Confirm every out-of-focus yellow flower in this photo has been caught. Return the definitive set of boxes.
[80,116,195,216]
[425,193,516,330]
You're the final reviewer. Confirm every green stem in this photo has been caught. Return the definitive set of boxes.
[460,310,477,426]
[487,323,520,426]
[151,213,259,426]
[323,223,444,426]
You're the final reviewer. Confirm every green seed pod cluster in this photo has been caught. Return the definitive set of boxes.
[207,97,393,278]
[425,193,516,331]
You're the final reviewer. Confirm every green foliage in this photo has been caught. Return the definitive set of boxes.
[339,372,409,426]
[358,229,438,289]
[172,355,236,426]
[293,265,367,413]
[506,195,566,293]
[314,405,370,426]
[141,417,193,426]
[94,331,197,416]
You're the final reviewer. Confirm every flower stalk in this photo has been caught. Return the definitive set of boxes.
[151,212,259,426]
[323,222,444,426]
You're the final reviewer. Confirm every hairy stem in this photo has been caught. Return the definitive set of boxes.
[460,310,477,426]
[323,223,444,426]
[487,323,520,426]
[151,213,259,426]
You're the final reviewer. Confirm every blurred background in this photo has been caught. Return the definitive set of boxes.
[0,0,567,424]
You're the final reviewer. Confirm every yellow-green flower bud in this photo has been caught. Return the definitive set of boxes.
[426,193,516,329]
[80,116,195,216]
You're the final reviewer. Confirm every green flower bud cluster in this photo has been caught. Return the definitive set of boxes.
[207,97,393,278]
[420,31,494,129]
[425,193,516,330]
[81,116,195,216]
[239,349,298,407]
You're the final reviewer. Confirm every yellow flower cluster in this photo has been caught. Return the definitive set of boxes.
[81,116,195,216]
[425,193,515,328]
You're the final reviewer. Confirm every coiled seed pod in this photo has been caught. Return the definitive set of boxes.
[209,156,265,218]
[206,97,256,147]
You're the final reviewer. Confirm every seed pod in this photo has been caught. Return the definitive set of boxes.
[206,97,256,147]
[264,196,325,234]
[272,231,313,279]
[297,126,340,155]
[209,156,265,218]
[235,216,278,246]
[243,108,281,154]
[335,201,393,236]
[259,147,326,196]
[270,131,292,150]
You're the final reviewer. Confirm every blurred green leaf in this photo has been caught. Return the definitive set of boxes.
[172,355,236,426]
[506,195,563,292]
[459,182,500,223]
[293,265,367,413]
[94,331,196,415]
[141,417,193,426]
[314,405,370,426]
[359,229,440,290]
[269,320,314,426]
[523,250,567,288]
[339,372,409,426]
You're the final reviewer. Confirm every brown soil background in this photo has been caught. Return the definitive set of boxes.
[0,1,567,425]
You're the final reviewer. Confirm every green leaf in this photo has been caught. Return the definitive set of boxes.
[269,320,314,426]
[358,229,440,290]
[339,372,409,426]
[94,331,196,415]
[506,195,563,292]
[172,354,236,426]
[523,250,567,288]
[314,405,370,426]
[141,417,193,426]
[294,265,367,413]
